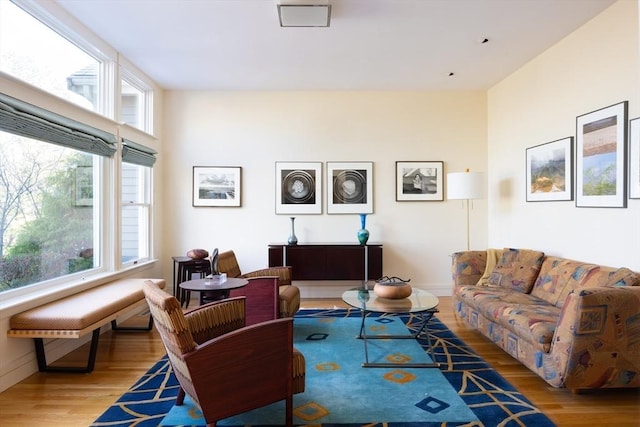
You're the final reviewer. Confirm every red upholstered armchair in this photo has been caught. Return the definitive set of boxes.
[217,250,300,318]
[142,281,305,427]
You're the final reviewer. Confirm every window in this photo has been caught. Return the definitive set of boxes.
[0,130,101,292]
[121,162,151,264]
[120,65,154,133]
[0,1,101,112]
[0,1,157,296]
[120,139,156,265]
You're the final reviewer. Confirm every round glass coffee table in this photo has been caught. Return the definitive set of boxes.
[342,287,440,368]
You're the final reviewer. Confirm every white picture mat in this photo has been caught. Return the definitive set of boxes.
[576,102,627,208]
[326,161,373,214]
[630,118,640,199]
[275,162,322,214]
[526,137,573,202]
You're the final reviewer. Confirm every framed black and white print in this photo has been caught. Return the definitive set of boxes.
[576,101,628,208]
[326,161,373,214]
[629,117,640,199]
[275,162,322,214]
[395,161,444,201]
[192,166,242,207]
[526,137,573,202]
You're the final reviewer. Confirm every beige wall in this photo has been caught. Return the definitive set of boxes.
[162,91,488,297]
[487,0,640,270]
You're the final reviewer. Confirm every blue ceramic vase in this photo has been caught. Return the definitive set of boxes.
[357,214,369,245]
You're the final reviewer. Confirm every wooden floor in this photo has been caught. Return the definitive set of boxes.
[0,296,638,426]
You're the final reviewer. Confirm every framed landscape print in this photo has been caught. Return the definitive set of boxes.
[576,101,628,208]
[629,117,640,199]
[192,166,241,207]
[395,161,444,201]
[327,161,373,214]
[525,137,573,202]
[275,161,322,214]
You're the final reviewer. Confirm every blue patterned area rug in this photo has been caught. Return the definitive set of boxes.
[91,308,556,427]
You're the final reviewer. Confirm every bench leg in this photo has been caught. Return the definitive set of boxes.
[111,312,154,331]
[34,328,100,373]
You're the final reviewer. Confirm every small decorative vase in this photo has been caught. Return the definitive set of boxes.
[288,217,298,245]
[357,213,369,245]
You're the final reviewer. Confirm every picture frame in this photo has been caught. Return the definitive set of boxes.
[525,137,573,202]
[629,117,640,199]
[275,161,322,214]
[326,161,373,214]
[576,101,628,208]
[395,161,444,201]
[75,165,93,206]
[192,166,241,207]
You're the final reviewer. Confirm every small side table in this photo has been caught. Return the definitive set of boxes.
[179,277,248,308]
[172,256,212,304]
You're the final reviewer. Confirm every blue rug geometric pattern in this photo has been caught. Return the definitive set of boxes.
[90,308,556,427]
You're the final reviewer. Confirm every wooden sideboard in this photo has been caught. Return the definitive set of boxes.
[268,243,383,281]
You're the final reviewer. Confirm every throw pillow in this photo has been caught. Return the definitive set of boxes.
[606,267,640,287]
[487,248,545,293]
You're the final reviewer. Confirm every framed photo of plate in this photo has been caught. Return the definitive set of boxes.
[327,161,373,214]
[275,162,322,214]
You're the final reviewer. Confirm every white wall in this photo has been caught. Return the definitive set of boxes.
[162,91,488,297]
[487,0,640,270]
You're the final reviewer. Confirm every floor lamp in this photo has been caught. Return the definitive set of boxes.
[447,169,485,251]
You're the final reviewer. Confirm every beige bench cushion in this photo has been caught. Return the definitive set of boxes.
[10,278,165,332]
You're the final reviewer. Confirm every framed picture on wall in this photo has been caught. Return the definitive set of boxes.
[192,166,242,207]
[395,161,444,201]
[525,137,573,202]
[326,161,373,214]
[275,161,322,214]
[576,101,628,208]
[629,117,640,199]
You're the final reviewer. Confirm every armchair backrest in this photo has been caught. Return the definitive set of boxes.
[143,281,199,404]
[218,250,243,278]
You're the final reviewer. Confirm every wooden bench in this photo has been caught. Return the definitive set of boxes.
[7,278,165,373]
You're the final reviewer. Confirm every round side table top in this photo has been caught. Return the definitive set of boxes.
[179,277,248,292]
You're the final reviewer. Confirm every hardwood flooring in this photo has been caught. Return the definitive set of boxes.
[0,296,637,426]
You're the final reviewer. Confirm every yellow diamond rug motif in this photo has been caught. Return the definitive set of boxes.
[294,401,330,422]
[383,369,417,384]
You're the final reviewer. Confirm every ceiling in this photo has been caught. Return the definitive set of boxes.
[55,0,617,91]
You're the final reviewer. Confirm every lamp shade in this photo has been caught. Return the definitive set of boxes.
[447,171,485,200]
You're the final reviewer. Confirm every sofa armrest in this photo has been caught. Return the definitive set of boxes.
[451,251,487,287]
[552,286,640,391]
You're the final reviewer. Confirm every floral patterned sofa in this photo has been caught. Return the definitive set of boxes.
[451,248,640,392]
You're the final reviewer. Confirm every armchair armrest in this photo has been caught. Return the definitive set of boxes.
[242,266,292,286]
[451,251,487,287]
[185,318,295,421]
[552,286,640,391]
[184,297,246,344]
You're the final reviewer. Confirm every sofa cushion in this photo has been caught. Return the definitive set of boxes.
[531,257,598,306]
[487,248,544,293]
[530,257,634,308]
[455,284,558,352]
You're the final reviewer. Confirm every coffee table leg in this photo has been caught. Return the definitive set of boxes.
[359,310,439,368]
